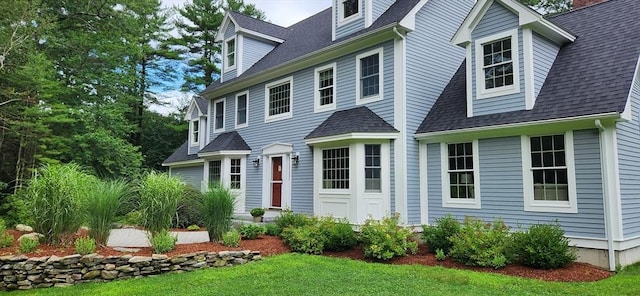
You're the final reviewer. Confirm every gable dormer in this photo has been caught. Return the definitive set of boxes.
[451,0,575,117]
[332,0,395,41]
[184,97,208,154]
[216,12,288,82]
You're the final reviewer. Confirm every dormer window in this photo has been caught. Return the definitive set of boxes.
[339,0,360,25]
[474,29,520,99]
[191,120,199,145]
[225,37,236,71]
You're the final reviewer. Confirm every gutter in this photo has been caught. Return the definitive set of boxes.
[595,119,617,272]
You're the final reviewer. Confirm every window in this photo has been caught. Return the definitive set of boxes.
[191,120,199,145]
[230,158,241,189]
[441,141,480,209]
[236,92,248,128]
[209,160,221,184]
[214,99,224,132]
[314,64,336,112]
[225,38,236,70]
[265,77,293,122]
[364,144,381,191]
[474,29,520,98]
[522,132,577,213]
[339,0,359,24]
[356,48,383,104]
[322,148,349,189]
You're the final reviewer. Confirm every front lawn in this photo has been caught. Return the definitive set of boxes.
[11,254,640,296]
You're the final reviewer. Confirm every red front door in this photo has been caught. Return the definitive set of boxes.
[271,157,283,208]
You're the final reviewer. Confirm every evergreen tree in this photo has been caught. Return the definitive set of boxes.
[520,0,572,15]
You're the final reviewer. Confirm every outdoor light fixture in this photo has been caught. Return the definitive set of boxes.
[253,157,260,167]
[291,152,300,165]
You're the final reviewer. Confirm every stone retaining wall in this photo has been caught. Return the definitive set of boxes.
[0,250,261,291]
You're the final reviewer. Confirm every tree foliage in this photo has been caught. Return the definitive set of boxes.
[519,0,572,15]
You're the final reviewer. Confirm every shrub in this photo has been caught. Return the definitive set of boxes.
[281,225,325,255]
[151,230,178,253]
[173,186,204,228]
[0,219,14,248]
[250,208,265,217]
[202,184,236,242]
[435,249,446,261]
[359,214,418,261]
[449,217,513,269]
[317,217,357,251]
[187,225,201,231]
[0,190,33,227]
[422,214,460,254]
[274,210,312,234]
[138,171,184,235]
[264,223,282,236]
[19,237,39,253]
[222,230,241,247]
[27,163,95,244]
[85,179,129,246]
[120,210,143,226]
[512,222,577,269]
[74,237,96,255]
[239,224,265,240]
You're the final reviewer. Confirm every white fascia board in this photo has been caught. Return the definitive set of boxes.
[238,28,284,44]
[184,99,203,121]
[198,150,251,158]
[162,159,204,167]
[621,55,640,121]
[215,13,237,42]
[398,0,430,31]
[304,132,399,145]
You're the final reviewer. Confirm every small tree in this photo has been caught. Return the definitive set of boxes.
[201,183,236,242]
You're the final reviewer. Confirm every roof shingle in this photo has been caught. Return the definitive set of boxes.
[163,141,200,165]
[305,106,398,139]
[199,131,251,153]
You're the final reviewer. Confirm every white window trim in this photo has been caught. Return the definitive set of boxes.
[314,63,337,113]
[235,91,249,129]
[319,146,351,195]
[224,36,236,73]
[190,119,200,146]
[521,131,578,213]
[440,140,481,209]
[474,29,520,99]
[355,47,384,105]
[213,98,225,133]
[338,0,361,26]
[264,76,293,123]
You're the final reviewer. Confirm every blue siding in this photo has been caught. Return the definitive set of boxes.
[224,68,237,82]
[532,32,560,99]
[224,22,235,39]
[427,130,605,239]
[171,166,203,190]
[372,0,394,22]
[471,2,526,116]
[405,0,473,224]
[335,0,366,40]
[242,36,275,73]
[617,72,640,238]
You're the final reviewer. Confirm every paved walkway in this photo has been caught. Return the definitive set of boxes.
[106,229,210,248]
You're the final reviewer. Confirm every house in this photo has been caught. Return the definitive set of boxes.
[164,0,640,270]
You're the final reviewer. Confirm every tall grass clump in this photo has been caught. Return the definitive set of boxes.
[137,171,184,236]
[85,179,129,246]
[28,163,95,244]
[202,184,236,242]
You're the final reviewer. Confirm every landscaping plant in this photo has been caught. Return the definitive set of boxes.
[274,210,312,235]
[318,217,357,251]
[0,219,14,248]
[435,249,447,261]
[173,186,204,228]
[187,225,201,231]
[137,171,184,235]
[85,179,129,246]
[201,183,236,242]
[151,230,178,253]
[19,237,39,253]
[239,224,265,240]
[281,225,326,255]
[512,221,577,269]
[222,230,241,247]
[421,214,460,254]
[449,217,513,269]
[74,237,96,255]
[359,214,418,260]
[27,163,95,244]
[264,223,282,236]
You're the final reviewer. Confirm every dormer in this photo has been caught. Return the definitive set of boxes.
[216,11,289,82]
[332,0,396,41]
[184,96,208,154]
[451,0,575,117]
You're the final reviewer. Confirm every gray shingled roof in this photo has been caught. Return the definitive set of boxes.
[305,106,398,140]
[163,141,200,165]
[199,131,251,153]
[203,0,421,95]
[195,96,208,115]
[417,0,640,134]
[228,11,290,40]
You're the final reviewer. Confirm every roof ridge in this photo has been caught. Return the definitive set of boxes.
[228,10,288,30]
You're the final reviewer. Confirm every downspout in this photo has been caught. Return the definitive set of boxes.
[595,119,616,271]
[393,27,405,40]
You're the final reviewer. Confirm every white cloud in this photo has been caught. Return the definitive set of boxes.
[148,90,195,115]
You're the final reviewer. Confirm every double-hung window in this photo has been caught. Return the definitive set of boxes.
[236,92,248,128]
[214,99,224,132]
[474,29,520,98]
[209,160,222,185]
[191,120,199,145]
[322,148,349,190]
[441,141,480,209]
[356,48,383,104]
[230,158,241,189]
[339,0,359,24]
[265,77,292,122]
[314,64,336,112]
[364,144,381,192]
[225,38,236,70]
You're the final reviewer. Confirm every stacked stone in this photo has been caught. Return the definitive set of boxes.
[0,251,261,291]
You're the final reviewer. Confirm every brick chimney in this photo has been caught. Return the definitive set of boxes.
[573,0,607,9]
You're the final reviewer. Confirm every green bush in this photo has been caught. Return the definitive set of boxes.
[74,237,96,255]
[19,237,39,253]
[138,171,184,235]
[187,225,200,231]
[512,222,577,269]
[274,210,312,234]
[281,225,325,255]
[449,217,513,269]
[27,163,96,244]
[202,184,236,242]
[0,190,33,227]
[422,214,460,254]
[173,186,204,228]
[151,230,178,253]
[239,224,265,240]
[86,179,129,246]
[318,217,357,251]
[359,214,418,261]
[250,208,265,217]
[435,249,446,261]
[120,210,143,226]
[0,219,14,248]
[222,230,241,247]
[264,223,282,236]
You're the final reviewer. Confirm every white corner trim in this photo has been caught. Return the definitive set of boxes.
[419,143,428,225]
[237,34,244,75]
[235,91,249,129]
[206,98,211,143]
[337,0,362,26]
[213,98,225,133]
[399,0,430,31]
[600,124,623,241]
[523,28,535,110]
[466,45,474,117]
[364,0,372,27]
[314,63,337,113]
[474,28,521,99]
[224,36,237,73]
[440,141,481,209]
[331,0,336,41]
[355,47,384,105]
[621,55,640,121]
[521,131,578,214]
[393,35,408,223]
[264,76,293,123]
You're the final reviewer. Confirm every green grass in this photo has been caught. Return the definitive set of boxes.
[10,254,640,295]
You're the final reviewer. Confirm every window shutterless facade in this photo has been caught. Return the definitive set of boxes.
[314,63,336,112]
[322,147,349,189]
[364,144,381,192]
[214,99,224,132]
[265,77,293,122]
[236,92,248,128]
[356,48,383,104]
[474,29,520,98]
[440,140,480,209]
[230,158,241,189]
[209,160,222,184]
[482,38,513,90]
[338,0,360,24]
[225,38,236,70]
[191,120,199,145]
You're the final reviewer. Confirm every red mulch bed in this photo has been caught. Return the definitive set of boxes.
[1,230,611,282]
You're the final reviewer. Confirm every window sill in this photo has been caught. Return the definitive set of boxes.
[477,85,520,99]
[235,123,248,129]
[319,189,351,196]
[524,202,577,214]
[442,199,481,209]
[224,65,236,73]
[314,104,336,113]
[356,95,383,105]
[338,14,361,27]
[265,113,292,123]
